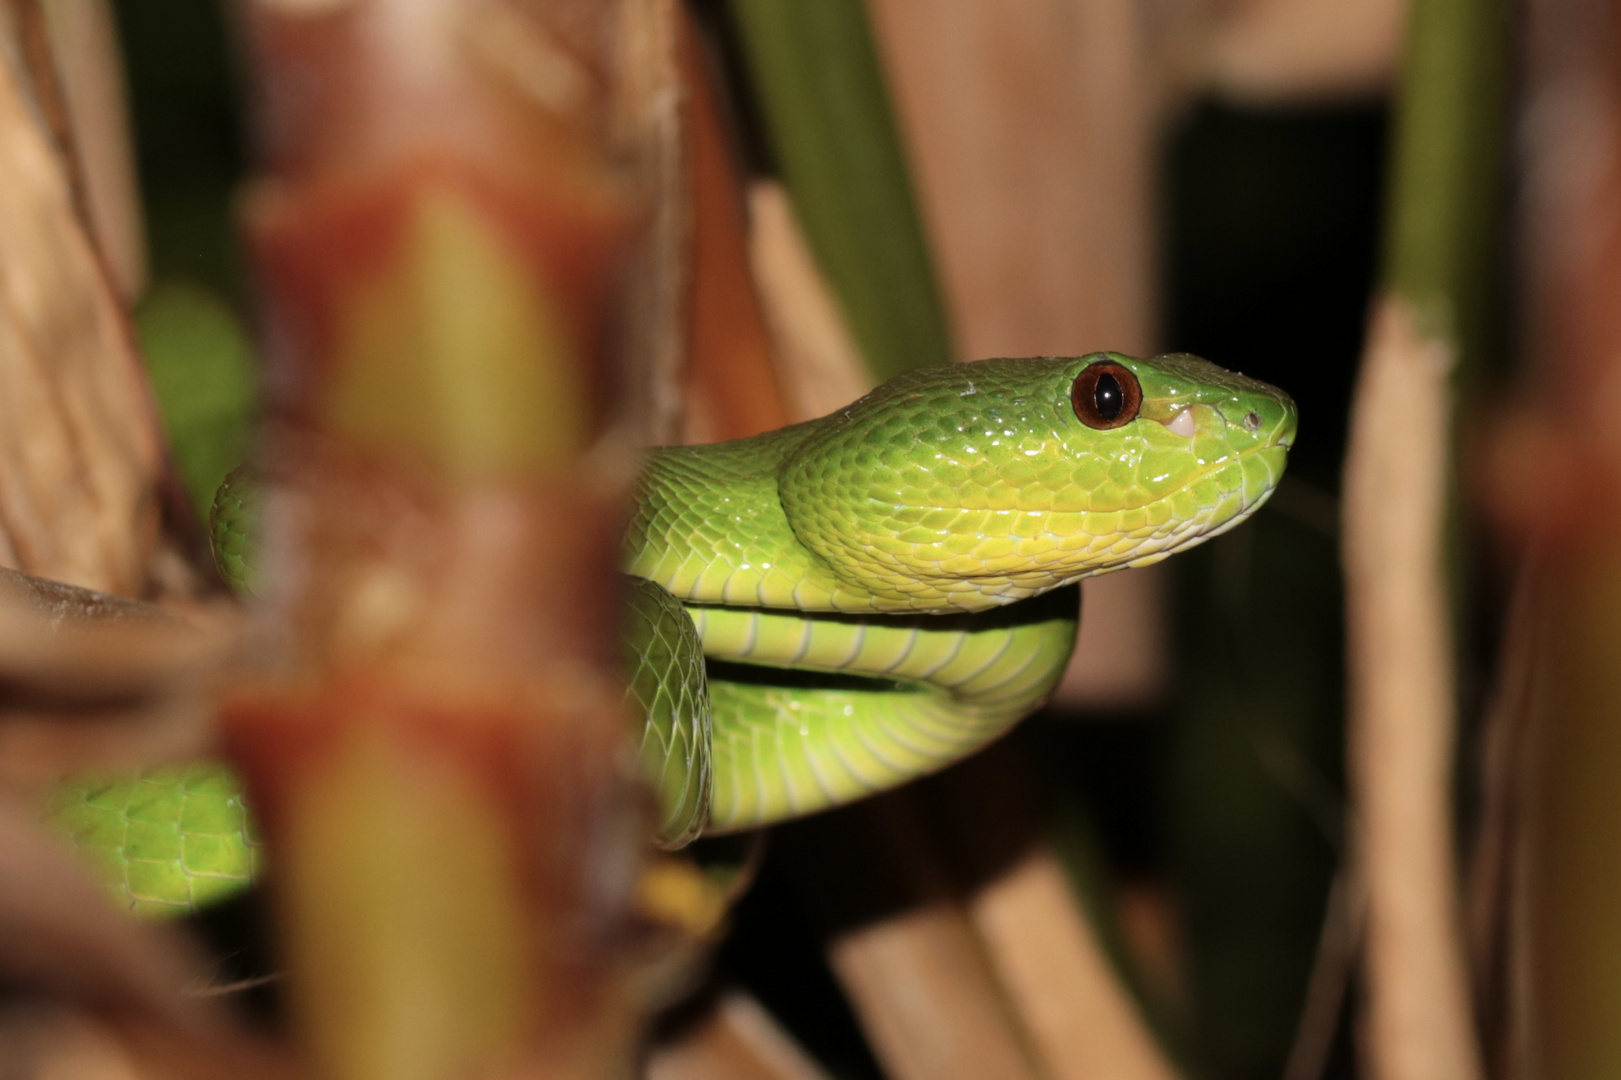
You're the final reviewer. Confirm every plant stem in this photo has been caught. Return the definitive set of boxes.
[724,0,952,379]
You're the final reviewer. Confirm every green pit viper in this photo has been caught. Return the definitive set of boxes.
[49,353,1295,916]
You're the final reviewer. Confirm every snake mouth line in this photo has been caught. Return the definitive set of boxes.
[1157,402,1295,447]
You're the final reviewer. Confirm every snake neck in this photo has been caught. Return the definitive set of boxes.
[624,424,890,613]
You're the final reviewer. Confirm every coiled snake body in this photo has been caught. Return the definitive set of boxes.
[53,353,1296,914]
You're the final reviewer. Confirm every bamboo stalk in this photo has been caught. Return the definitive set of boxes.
[1342,0,1506,1074]
[227,4,650,1077]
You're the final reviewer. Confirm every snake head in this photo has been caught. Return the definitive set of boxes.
[778,353,1297,611]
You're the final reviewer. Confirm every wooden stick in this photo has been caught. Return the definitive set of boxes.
[0,21,165,596]
[1343,0,1506,1069]
[935,745,1181,1080]
[746,179,872,422]
[1343,297,1481,1080]
[784,793,1043,1080]
[647,990,831,1080]
[972,851,1177,1079]
[615,0,690,447]
[41,0,147,300]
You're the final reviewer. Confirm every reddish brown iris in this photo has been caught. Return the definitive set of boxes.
[1071,360,1142,429]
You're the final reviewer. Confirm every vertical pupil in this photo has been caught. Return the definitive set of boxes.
[1093,373,1123,420]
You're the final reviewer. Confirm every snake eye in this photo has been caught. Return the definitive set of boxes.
[1071,360,1142,430]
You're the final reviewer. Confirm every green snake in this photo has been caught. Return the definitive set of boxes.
[49,353,1295,916]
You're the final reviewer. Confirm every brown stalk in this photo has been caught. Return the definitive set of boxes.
[1343,297,1481,1080]
[4,0,92,226]
[1280,864,1365,1080]
[1463,561,1544,1077]
[0,9,275,1071]
[746,179,872,423]
[1196,0,1409,103]
[1340,0,1507,1066]
[1497,0,1621,1073]
[647,990,831,1080]
[866,0,1154,363]
[616,0,690,447]
[0,566,233,797]
[783,792,1046,1080]
[934,746,1181,1080]
[677,7,788,444]
[40,0,148,301]
[0,12,169,598]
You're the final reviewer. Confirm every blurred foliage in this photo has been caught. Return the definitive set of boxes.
[110,0,256,522]
[1381,0,1509,346]
[111,0,246,301]
[723,0,953,379]
[135,282,257,522]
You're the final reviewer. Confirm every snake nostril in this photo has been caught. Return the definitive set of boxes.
[1243,411,1261,433]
